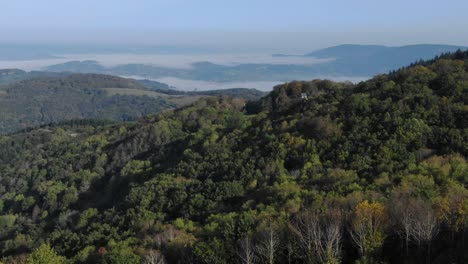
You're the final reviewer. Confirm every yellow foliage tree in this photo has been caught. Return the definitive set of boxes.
[350,200,387,257]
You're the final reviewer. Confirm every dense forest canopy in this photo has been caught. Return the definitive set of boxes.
[0,51,467,263]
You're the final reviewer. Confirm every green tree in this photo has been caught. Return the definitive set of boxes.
[26,244,66,264]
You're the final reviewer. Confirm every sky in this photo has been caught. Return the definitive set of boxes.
[1,0,468,52]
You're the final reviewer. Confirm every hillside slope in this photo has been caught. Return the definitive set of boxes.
[0,52,467,263]
[0,73,266,134]
[0,74,178,133]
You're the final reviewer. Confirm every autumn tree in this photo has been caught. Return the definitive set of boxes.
[349,200,387,258]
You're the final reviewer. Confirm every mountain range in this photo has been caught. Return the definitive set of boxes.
[43,44,468,82]
[302,44,468,75]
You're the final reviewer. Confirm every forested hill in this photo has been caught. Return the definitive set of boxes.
[6,73,147,90]
[0,52,467,264]
[0,74,265,134]
[0,69,69,85]
[0,74,176,134]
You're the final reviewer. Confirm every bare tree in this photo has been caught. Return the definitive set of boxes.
[144,250,166,264]
[289,210,319,263]
[237,236,257,264]
[284,237,295,264]
[289,209,343,264]
[320,209,343,264]
[255,223,280,264]
[409,199,439,263]
[389,194,415,253]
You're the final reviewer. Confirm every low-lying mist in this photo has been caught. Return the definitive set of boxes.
[0,52,368,91]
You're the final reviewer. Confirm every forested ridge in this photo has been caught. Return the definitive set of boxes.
[0,74,176,134]
[0,73,266,134]
[0,51,467,263]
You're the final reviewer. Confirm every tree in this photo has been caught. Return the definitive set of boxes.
[144,250,166,264]
[350,201,387,258]
[289,209,343,264]
[103,253,140,264]
[389,193,415,253]
[289,210,319,263]
[436,180,468,234]
[255,223,280,264]
[408,199,439,263]
[236,236,256,264]
[26,244,66,264]
[320,209,343,264]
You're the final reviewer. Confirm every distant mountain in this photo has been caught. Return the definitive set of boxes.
[135,79,267,100]
[302,44,468,76]
[46,60,106,73]
[305,44,466,59]
[0,69,26,76]
[45,61,328,83]
[43,44,468,83]
[0,69,70,84]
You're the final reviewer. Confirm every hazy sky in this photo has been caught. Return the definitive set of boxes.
[2,0,468,52]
